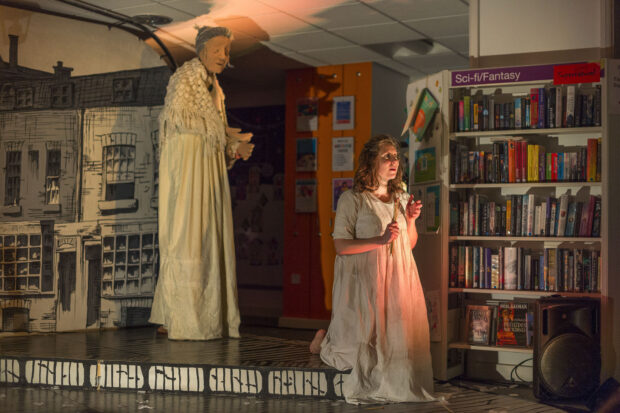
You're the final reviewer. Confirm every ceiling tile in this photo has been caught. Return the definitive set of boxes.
[269,31,352,51]
[153,0,215,17]
[302,45,386,64]
[395,52,469,73]
[404,14,468,38]
[436,35,469,55]
[251,12,317,36]
[302,3,394,29]
[258,0,357,13]
[362,0,469,21]
[331,22,424,45]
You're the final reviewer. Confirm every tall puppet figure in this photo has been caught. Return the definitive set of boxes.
[149,26,254,340]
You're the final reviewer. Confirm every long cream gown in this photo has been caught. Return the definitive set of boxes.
[320,190,435,404]
[149,58,241,340]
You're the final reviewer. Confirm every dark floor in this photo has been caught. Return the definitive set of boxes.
[0,325,324,368]
[0,325,591,412]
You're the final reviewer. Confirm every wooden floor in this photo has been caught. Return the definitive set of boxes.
[0,326,581,412]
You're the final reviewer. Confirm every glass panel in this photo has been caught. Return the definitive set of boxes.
[142,250,153,263]
[16,277,26,290]
[102,281,113,296]
[103,252,114,265]
[127,280,139,294]
[29,234,40,246]
[4,236,15,247]
[115,235,126,250]
[4,249,15,262]
[4,263,15,276]
[5,277,15,290]
[114,265,126,280]
[141,263,153,278]
[29,262,40,275]
[128,250,140,264]
[102,267,113,281]
[16,234,27,247]
[142,233,153,249]
[114,280,125,295]
[29,247,40,260]
[128,235,140,249]
[127,265,139,278]
[28,277,39,290]
[17,263,28,275]
[115,251,126,263]
[16,248,27,261]
[103,237,114,251]
[140,277,153,293]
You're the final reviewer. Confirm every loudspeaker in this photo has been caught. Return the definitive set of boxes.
[533,297,600,400]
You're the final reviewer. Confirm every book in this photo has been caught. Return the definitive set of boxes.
[566,85,575,127]
[565,201,577,237]
[496,301,529,347]
[503,247,518,290]
[465,304,493,345]
[556,193,569,237]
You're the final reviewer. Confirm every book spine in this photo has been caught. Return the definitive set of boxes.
[464,95,471,131]
[538,87,546,128]
[504,247,518,290]
[566,85,575,127]
[557,193,569,236]
[555,87,562,128]
[530,88,539,128]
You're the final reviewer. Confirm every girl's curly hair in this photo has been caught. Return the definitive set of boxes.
[353,134,404,195]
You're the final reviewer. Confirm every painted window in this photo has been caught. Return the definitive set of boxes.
[0,233,41,292]
[112,78,136,103]
[46,149,61,205]
[15,88,33,108]
[101,232,159,297]
[103,145,135,201]
[51,83,73,108]
[4,151,21,206]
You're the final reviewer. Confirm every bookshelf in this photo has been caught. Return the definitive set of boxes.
[409,61,617,382]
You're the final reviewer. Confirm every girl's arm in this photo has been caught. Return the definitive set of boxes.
[334,222,399,255]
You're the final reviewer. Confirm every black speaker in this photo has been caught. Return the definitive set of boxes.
[533,297,601,400]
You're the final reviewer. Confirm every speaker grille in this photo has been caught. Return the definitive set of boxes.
[539,333,600,398]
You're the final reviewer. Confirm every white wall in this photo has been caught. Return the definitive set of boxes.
[0,6,163,75]
[471,0,610,58]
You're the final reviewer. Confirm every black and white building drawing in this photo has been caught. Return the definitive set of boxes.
[0,34,170,333]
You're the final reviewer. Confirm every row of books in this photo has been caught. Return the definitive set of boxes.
[464,301,533,347]
[449,193,601,238]
[452,85,601,132]
[450,138,601,184]
[449,245,601,293]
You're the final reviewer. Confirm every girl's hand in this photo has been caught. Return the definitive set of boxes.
[406,194,423,221]
[381,221,400,244]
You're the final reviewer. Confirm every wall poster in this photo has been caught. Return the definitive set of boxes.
[332,96,355,130]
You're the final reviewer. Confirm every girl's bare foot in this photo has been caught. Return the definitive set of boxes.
[156,326,168,335]
[309,329,326,354]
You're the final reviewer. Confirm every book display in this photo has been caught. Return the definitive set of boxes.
[411,61,616,381]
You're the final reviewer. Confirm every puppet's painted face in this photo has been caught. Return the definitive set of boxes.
[200,35,231,74]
